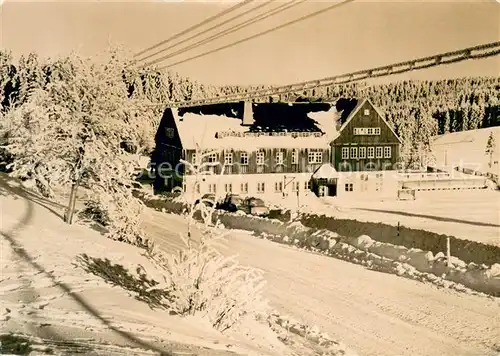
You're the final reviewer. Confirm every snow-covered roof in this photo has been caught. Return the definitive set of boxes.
[312,163,339,179]
[337,98,403,144]
[172,106,340,150]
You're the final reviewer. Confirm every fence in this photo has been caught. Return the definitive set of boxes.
[400,175,486,191]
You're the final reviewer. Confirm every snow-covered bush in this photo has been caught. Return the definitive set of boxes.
[144,145,269,331]
[146,226,268,331]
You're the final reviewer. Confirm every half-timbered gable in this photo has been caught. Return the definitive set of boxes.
[331,98,402,172]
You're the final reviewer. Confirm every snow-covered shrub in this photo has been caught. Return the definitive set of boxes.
[80,198,109,226]
[144,145,269,331]
[86,185,148,247]
[146,228,268,331]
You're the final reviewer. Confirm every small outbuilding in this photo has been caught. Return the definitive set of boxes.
[311,163,339,197]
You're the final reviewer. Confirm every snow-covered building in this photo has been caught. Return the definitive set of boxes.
[152,101,339,198]
[327,98,404,198]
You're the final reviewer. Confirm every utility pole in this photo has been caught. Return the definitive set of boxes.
[297,189,300,217]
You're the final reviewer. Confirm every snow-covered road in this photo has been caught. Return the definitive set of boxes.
[144,212,500,356]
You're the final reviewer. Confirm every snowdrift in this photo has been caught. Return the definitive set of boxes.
[136,192,500,297]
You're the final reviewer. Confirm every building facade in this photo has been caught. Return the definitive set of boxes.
[152,101,338,199]
[325,99,403,198]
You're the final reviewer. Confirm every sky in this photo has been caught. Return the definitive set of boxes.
[0,0,499,86]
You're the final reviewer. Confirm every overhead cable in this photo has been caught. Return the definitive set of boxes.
[160,41,500,107]
[136,0,278,66]
[156,0,356,70]
[133,0,255,59]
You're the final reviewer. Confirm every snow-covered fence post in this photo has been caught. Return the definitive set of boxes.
[446,236,451,267]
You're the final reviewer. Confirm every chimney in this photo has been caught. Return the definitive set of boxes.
[241,101,254,126]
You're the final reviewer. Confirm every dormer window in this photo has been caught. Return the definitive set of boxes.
[165,128,174,138]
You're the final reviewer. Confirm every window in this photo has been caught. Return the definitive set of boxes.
[345,183,353,192]
[376,146,383,158]
[208,184,216,193]
[191,153,197,165]
[291,181,299,192]
[350,147,358,160]
[354,127,381,136]
[257,182,265,193]
[291,149,298,164]
[354,128,367,135]
[256,165,264,173]
[207,153,218,163]
[342,147,349,159]
[384,146,391,158]
[224,152,233,165]
[240,152,248,165]
[276,151,284,165]
[224,166,233,174]
[308,149,323,164]
[183,183,186,192]
[275,181,283,192]
[359,147,366,159]
[364,109,370,116]
[368,147,375,158]
[195,183,200,194]
[224,183,232,193]
[240,182,248,194]
[256,151,265,165]
[165,127,174,138]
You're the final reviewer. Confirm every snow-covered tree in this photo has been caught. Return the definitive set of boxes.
[0,46,151,244]
[15,53,47,106]
[485,132,496,168]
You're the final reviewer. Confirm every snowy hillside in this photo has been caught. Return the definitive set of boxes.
[431,126,500,175]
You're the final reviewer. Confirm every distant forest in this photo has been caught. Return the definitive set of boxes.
[1,51,499,168]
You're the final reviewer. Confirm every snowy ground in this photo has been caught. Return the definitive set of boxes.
[143,211,500,356]
[265,189,500,246]
[0,177,291,356]
[2,176,499,356]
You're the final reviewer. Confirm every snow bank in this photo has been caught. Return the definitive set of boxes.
[214,213,500,297]
[300,213,500,266]
[136,192,500,297]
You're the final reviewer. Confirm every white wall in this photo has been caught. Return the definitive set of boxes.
[183,172,314,198]
[336,171,400,198]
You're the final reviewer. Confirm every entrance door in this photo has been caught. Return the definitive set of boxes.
[328,183,337,197]
[318,185,328,197]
